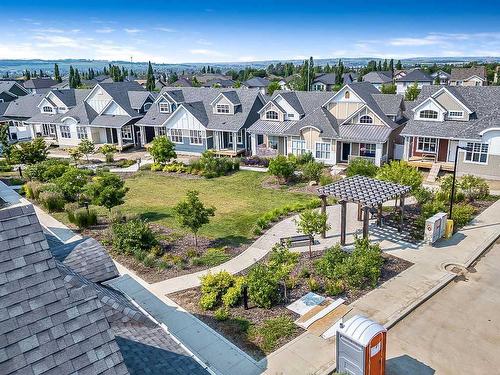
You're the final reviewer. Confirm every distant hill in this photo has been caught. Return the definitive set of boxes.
[1,57,500,76]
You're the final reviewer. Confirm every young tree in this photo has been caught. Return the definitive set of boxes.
[376,160,423,192]
[294,209,331,257]
[11,138,48,164]
[68,148,82,165]
[268,155,295,184]
[99,144,117,163]
[267,81,281,95]
[0,125,12,162]
[54,63,62,83]
[146,61,155,92]
[78,139,95,163]
[173,190,216,249]
[405,81,421,101]
[380,83,397,94]
[69,65,75,88]
[85,172,128,211]
[149,135,177,164]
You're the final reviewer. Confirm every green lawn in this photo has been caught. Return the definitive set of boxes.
[65,171,314,244]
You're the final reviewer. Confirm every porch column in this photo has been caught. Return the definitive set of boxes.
[116,128,123,150]
[140,126,146,146]
[320,195,327,239]
[375,143,383,166]
[403,137,411,161]
[250,134,257,156]
[362,206,370,239]
[340,200,347,246]
[214,132,220,151]
[399,194,405,233]
[232,132,237,152]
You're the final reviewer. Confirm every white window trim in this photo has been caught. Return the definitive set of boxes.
[42,106,53,113]
[189,130,203,145]
[76,126,88,140]
[291,139,307,156]
[416,137,438,153]
[60,125,71,139]
[159,102,170,113]
[419,110,439,120]
[265,110,279,120]
[463,142,489,165]
[359,115,373,124]
[448,111,464,118]
[170,129,183,144]
[315,141,331,160]
[144,102,152,111]
[215,104,230,114]
[121,125,133,140]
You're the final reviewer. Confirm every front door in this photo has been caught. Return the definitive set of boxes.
[342,142,351,162]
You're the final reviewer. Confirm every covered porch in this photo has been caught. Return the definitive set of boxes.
[336,141,387,167]
[403,136,456,170]
[213,129,247,156]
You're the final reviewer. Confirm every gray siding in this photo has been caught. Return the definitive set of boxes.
[457,151,500,180]
[174,137,207,154]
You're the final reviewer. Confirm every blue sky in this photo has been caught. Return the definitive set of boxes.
[2,1,500,63]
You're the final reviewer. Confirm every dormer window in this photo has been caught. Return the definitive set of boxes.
[344,91,350,99]
[266,110,279,120]
[144,103,152,111]
[448,111,463,118]
[42,106,53,113]
[419,110,438,119]
[216,104,230,114]
[159,102,170,113]
[359,115,373,124]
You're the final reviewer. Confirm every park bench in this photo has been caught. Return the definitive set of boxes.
[280,234,314,247]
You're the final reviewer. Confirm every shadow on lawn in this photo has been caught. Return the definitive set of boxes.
[140,211,172,222]
[210,235,251,248]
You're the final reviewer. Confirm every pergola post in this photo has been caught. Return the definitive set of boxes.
[357,203,363,221]
[340,200,347,246]
[320,195,327,239]
[377,203,383,227]
[399,194,405,233]
[362,206,370,239]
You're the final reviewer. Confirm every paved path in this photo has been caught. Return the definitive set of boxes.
[387,240,500,374]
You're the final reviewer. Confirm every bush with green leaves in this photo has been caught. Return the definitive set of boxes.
[11,137,48,165]
[300,160,324,182]
[248,316,296,353]
[24,159,70,182]
[376,160,423,192]
[199,271,238,310]
[78,139,95,163]
[55,167,93,201]
[111,219,158,255]
[413,186,434,206]
[346,158,378,177]
[294,209,331,257]
[268,155,295,184]
[99,144,118,163]
[459,174,489,202]
[214,307,230,321]
[436,174,464,203]
[68,207,97,229]
[195,150,239,178]
[451,204,476,228]
[39,191,65,212]
[23,181,44,200]
[222,276,246,307]
[149,135,177,164]
[247,264,280,308]
[84,172,128,211]
[191,247,231,267]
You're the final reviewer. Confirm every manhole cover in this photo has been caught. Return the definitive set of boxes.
[444,263,467,275]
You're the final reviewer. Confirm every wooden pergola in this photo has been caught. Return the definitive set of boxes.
[317,175,412,245]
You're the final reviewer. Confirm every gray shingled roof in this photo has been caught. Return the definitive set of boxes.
[362,71,393,84]
[127,91,152,110]
[23,78,58,89]
[451,66,486,81]
[244,77,270,88]
[395,69,432,83]
[401,85,500,139]
[0,203,129,375]
[278,92,305,115]
[313,73,337,85]
[138,87,264,131]
[285,107,338,138]
[372,94,404,115]
[3,94,44,119]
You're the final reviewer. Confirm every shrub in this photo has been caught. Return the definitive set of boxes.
[55,167,93,201]
[299,268,311,279]
[25,159,69,182]
[142,253,157,268]
[69,208,97,229]
[315,244,348,280]
[222,277,245,307]
[319,174,336,186]
[413,187,434,206]
[198,150,238,178]
[247,264,279,308]
[307,276,320,292]
[376,161,423,192]
[11,137,48,164]
[149,245,164,257]
[84,172,128,211]
[64,202,79,223]
[150,163,163,172]
[99,144,117,163]
[199,271,236,310]
[133,250,147,262]
[459,175,489,201]
[451,204,476,228]
[301,161,324,182]
[149,135,177,164]
[24,181,44,200]
[0,160,12,172]
[214,307,230,321]
[39,191,65,212]
[268,155,295,184]
[249,316,296,353]
[191,247,231,267]
[241,156,270,167]
[325,279,345,296]
[346,158,378,177]
[111,219,158,255]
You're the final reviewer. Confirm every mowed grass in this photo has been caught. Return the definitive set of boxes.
[113,170,312,243]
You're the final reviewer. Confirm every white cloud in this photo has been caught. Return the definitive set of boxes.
[96,27,115,33]
[32,27,65,34]
[389,37,441,47]
[124,28,142,34]
[196,39,213,46]
[189,49,227,57]
[155,27,176,33]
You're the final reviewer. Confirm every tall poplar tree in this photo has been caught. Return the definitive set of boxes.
[146,61,155,91]
[54,63,62,83]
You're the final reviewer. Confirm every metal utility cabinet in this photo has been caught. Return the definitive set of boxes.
[336,315,387,375]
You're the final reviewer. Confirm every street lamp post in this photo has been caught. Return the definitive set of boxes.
[449,145,472,218]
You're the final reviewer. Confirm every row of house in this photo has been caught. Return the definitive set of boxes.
[1,78,500,179]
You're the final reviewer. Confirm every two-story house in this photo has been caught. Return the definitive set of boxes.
[311,73,337,91]
[247,82,405,166]
[401,85,500,180]
[362,71,393,91]
[243,77,270,95]
[24,82,154,149]
[431,70,451,85]
[395,69,433,94]
[450,66,487,86]
[0,81,29,103]
[23,78,58,94]
[0,94,43,140]
[136,87,265,155]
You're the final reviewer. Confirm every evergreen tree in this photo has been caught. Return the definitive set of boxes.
[396,60,403,70]
[201,66,206,74]
[378,60,382,71]
[25,69,31,80]
[39,69,44,78]
[69,66,75,88]
[74,69,81,88]
[146,61,155,91]
[383,59,388,71]
[389,59,394,74]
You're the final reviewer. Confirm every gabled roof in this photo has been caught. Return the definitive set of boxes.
[285,107,338,138]
[170,77,193,87]
[451,66,486,81]
[127,91,153,110]
[395,69,432,83]
[362,71,393,84]
[98,82,146,117]
[202,78,235,88]
[3,94,44,119]
[0,80,28,97]
[244,76,270,88]
[48,89,91,108]
[372,94,404,115]
[313,73,337,85]
[23,78,58,89]
[277,91,305,115]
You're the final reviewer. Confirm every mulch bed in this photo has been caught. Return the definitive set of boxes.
[169,250,412,360]
[79,221,247,284]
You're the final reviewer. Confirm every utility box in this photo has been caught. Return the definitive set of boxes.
[336,315,387,375]
[424,212,448,244]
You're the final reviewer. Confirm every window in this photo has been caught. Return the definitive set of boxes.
[144,103,152,111]
[419,110,438,119]
[360,143,376,157]
[58,107,66,111]
[76,126,87,140]
[170,129,183,143]
[60,125,71,138]
[121,125,133,140]
[359,115,373,124]
[344,91,350,99]
[465,142,488,163]
[312,84,324,91]
[266,110,279,120]
[315,142,331,159]
[291,140,307,155]
[287,113,295,119]
[189,130,203,145]
[268,136,279,149]
[157,127,166,136]
[42,106,53,113]
[448,111,463,118]
[159,102,170,113]
[416,137,437,153]
[237,129,243,144]
[216,104,230,114]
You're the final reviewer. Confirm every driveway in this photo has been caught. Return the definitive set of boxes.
[386,240,500,375]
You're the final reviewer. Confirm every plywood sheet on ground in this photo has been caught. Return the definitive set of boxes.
[296,298,345,329]
[308,304,351,336]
